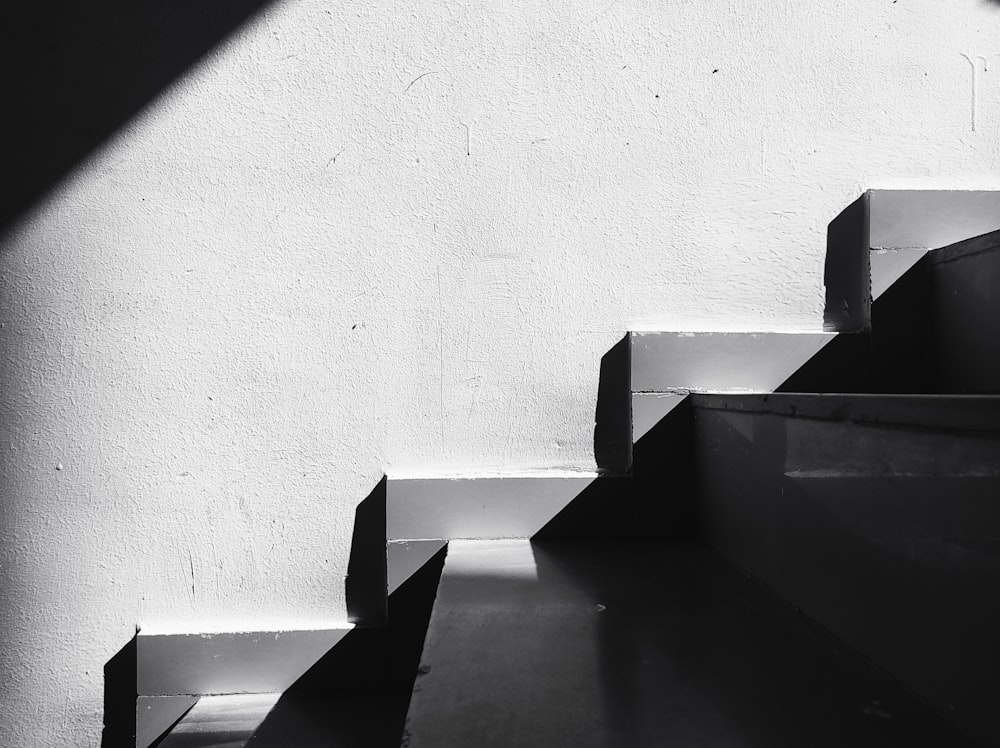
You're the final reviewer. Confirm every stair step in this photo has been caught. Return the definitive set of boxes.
[146,548,448,747]
[691,393,1000,745]
[137,628,352,698]
[869,189,1000,253]
[156,693,280,748]
[630,331,837,394]
[387,474,642,541]
[135,628,352,746]
[404,539,971,747]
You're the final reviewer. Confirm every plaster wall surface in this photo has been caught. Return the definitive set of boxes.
[2,1,1000,744]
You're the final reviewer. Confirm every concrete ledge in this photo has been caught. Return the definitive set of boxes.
[630,331,836,394]
[869,190,1000,252]
[137,628,352,697]
[387,475,617,541]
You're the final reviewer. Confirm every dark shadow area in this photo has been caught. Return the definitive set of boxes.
[629,396,697,536]
[824,193,871,333]
[102,635,137,748]
[245,546,447,747]
[346,477,388,626]
[530,476,631,539]
[690,398,999,745]
[409,537,970,746]
[535,398,696,539]
[594,335,631,473]
[0,0,275,235]
[929,231,1000,393]
[816,223,999,395]
[870,257,933,393]
[775,332,872,393]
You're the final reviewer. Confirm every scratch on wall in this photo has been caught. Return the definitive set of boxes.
[438,266,445,454]
[404,71,436,93]
[961,52,1000,132]
[460,122,470,156]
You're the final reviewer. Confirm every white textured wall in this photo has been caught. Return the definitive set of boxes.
[2,0,999,743]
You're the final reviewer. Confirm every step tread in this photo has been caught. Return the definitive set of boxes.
[404,540,971,747]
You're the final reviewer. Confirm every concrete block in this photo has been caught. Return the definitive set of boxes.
[869,190,1000,251]
[630,331,836,393]
[137,628,351,697]
[387,475,606,541]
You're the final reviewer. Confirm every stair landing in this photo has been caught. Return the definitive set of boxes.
[405,539,971,747]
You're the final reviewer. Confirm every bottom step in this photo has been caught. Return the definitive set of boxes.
[405,540,971,747]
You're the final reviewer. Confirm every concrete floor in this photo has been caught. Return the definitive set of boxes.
[405,539,973,747]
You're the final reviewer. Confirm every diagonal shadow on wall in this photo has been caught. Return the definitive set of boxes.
[102,635,137,747]
[0,0,276,236]
[594,334,632,474]
[347,477,388,626]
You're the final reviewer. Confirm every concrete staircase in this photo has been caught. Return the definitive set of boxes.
[137,190,1000,747]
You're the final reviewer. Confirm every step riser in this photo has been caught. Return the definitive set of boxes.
[630,331,837,395]
[388,470,695,542]
[137,629,352,697]
[691,396,1000,745]
[869,190,1000,253]
[135,629,349,746]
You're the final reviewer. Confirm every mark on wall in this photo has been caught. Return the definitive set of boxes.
[404,71,437,93]
[187,551,196,603]
[438,265,445,455]
[460,122,471,156]
[960,53,1000,131]
[325,147,347,169]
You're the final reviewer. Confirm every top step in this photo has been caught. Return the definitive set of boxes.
[632,191,1000,398]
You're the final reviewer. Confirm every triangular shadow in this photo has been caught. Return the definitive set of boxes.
[535,397,697,540]
[102,635,137,747]
[2,0,277,236]
[243,546,447,747]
